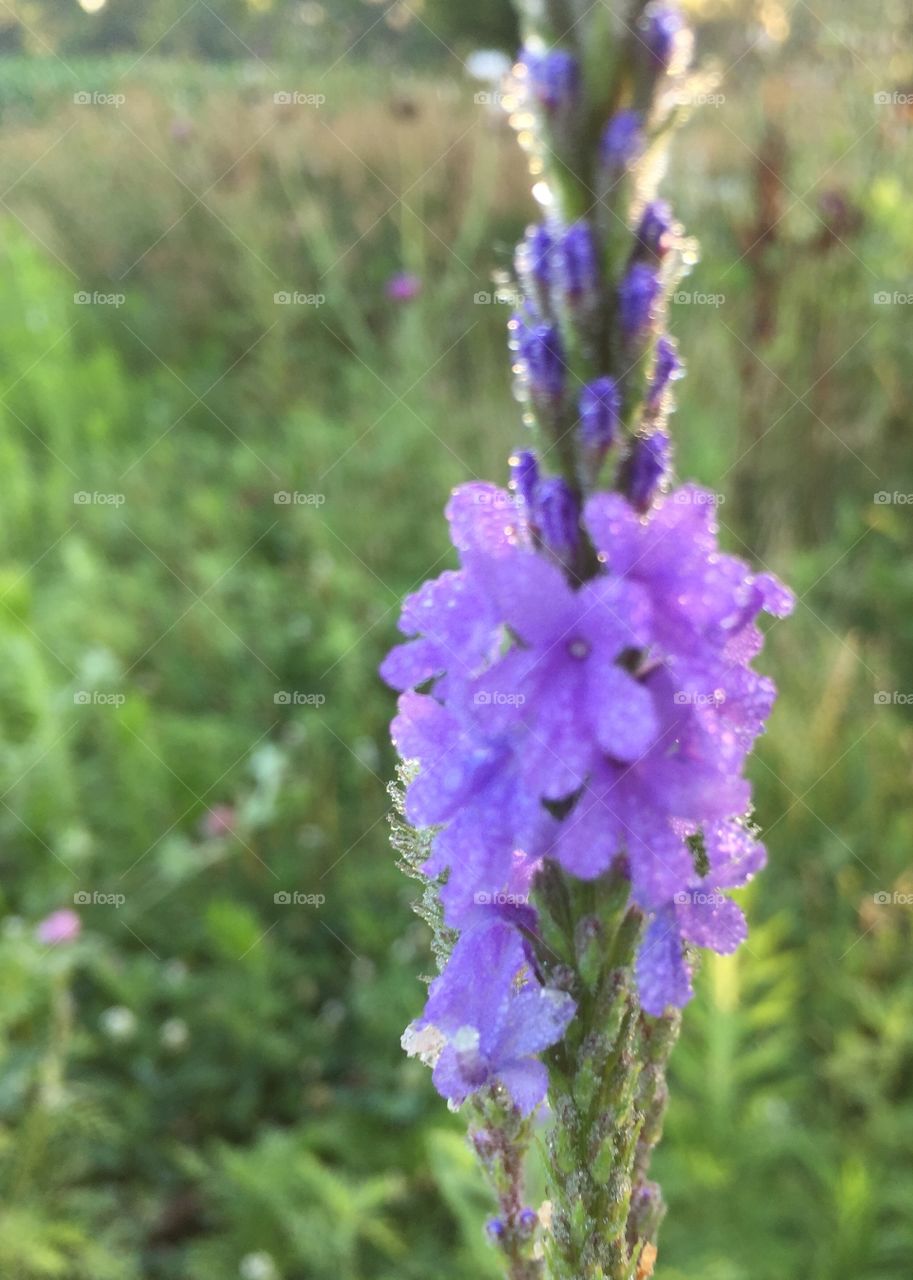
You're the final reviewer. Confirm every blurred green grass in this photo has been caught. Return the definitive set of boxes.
[0,30,910,1280]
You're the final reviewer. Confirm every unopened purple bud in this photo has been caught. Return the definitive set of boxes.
[618,262,662,341]
[510,449,540,507]
[556,222,599,304]
[638,200,675,257]
[518,321,565,402]
[518,1208,539,1237]
[641,3,688,71]
[472,1129,497,1160]
[525,48,579,115]
[535,476,580,564]
[579,377,621,454]
[648,335,683,408]
[622,431,670,512]
[601,110,645,171]
[486,1217,506,1242]
[517,223,553,290]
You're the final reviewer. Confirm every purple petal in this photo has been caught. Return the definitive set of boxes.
[637,911,693,1015]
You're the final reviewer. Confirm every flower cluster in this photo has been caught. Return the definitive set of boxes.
[383,479,792,1112]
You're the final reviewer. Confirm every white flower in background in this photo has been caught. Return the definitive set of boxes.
[239,1252,278,1280]
[100,1006,137,1041]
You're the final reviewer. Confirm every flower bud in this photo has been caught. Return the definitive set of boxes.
[534,476,580,565]
[509,448,540,507]
[601,109,645,173]
[524,48,580,116]
[640,3,689,72]
[647,335,683,410]
[517,319,565,402]
[555,221,600,306]
[618,262,662,343]
[637,200,675,258]
[620,431,670,511]
[579,377,621,456]
[516,223,554,293]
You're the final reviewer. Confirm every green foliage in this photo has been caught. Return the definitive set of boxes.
[0,21,909,1280]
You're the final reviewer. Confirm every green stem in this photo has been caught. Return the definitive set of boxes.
[533,863,675,1280]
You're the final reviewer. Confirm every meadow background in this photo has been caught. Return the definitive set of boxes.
[0,1,911,1277]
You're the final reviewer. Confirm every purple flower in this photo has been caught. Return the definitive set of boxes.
[621,432,670,511]
[524,48,580,116]
[533,476,580,568]
[36,909,81,946]
[469,551,659,800]
[579,376,621,456]
[601,110,645,171]
[391,692,553,927]
[555,222,599,304]
[386,272,422,303]
[618,262,663,341]
[516,319,565,402]
[417,919,576,1113]
[637,200,675,257]
[636,820,766,1014]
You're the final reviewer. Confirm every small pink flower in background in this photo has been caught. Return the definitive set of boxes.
[385,272,422,303]
[36,909,82,946]
[170,117,194,144]
[201,805,236,838]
